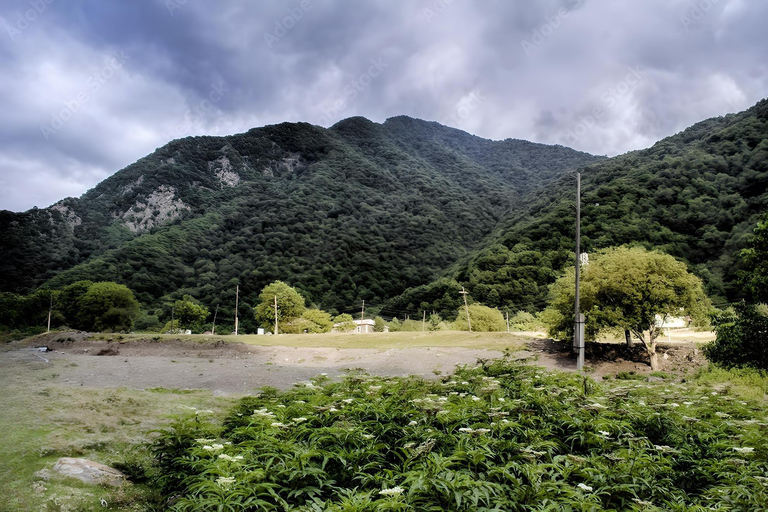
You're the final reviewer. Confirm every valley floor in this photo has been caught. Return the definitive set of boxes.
[0,330,714,510]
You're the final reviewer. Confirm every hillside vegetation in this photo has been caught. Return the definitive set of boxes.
[3,100,768,331]
[0,117,599,331]
[437,99,768,314]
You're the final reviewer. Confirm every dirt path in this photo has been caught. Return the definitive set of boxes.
[1,332,707,395]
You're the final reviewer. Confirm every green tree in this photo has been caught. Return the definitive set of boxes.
[280,309,333,334]
[173,295,209,332]
[254,281,306,329]
[373,316,387,332]
[333,313,355,332]
[741,211,768,302]
[453,304,506,332]
[59,281,93,326]
[705,303,768,369]
[546,246,710,370]
[77,282,141,332]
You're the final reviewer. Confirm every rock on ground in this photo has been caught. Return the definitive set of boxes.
[51,457,126,486]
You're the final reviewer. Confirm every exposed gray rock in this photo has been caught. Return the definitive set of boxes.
[51,457,126,486]
[122,185,190,232]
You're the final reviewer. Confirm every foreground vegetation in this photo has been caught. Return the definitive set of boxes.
[137,357,768,510]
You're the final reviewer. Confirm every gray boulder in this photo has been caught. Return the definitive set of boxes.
[51,457,126,486]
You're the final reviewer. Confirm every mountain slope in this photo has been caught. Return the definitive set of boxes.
[0,116,600,328]
[422,99,768,314]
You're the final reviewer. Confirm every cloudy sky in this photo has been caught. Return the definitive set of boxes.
[0,0,766,211]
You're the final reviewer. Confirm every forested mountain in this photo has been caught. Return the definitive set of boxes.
[0,116,599,328]
[398,99,768,316]
[5,98,767,329]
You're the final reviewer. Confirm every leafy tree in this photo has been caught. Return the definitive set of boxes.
[428,313,442,331]
[373,316,387,332]
[546,246,710,370]
[254,281,305,329]
[453,304,506,332]
[162,319,182,334]
[740,211,768,302]
[77,282,140,332]
[705,303,768,369]
[59,281,93,326]
[333,314,355,332]
[281,309,334,334]
[173,295,209,332]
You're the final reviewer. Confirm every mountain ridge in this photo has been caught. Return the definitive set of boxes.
[0,115,601,330]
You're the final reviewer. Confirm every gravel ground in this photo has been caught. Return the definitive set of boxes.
[1,332,707,395]
[2,333,504,394]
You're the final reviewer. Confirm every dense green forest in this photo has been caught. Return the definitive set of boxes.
[412,99,768,315]
[3,99,768,331]
[0,116,599,331]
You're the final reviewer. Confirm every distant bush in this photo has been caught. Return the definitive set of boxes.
[510,311,546,331]
[333,314,355,332]
[453,304,506,332]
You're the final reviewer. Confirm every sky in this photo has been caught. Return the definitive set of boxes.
[0,0,766,212]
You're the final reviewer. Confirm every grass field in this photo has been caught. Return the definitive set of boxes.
[0,355,237,511]
[104,330,530,350]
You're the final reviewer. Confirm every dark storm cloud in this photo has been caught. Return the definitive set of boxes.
[1,0,766,211]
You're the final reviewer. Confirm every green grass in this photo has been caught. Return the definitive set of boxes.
[693,365,768,401]
[125,330,527,350]
[0,357,236,511]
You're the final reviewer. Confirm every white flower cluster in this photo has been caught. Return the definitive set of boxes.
[203,444,224,452]
[218,454,244,462]
[458,427,491,435]
[253,408,275,418]
[216,476,235,487]
[379,486,404,496]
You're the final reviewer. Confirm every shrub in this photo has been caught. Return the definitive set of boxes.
[453,304,506,331]
[333,314,355,332]
[510,310,546,331]
[143,357,768,510]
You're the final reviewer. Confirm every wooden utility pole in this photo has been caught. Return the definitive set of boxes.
[360,300,365,333]
[234,285,239,336]
[460,287,471,332]
[274,295,279,335]
[212,304,219,335]
[422,310,426,332]
[506,311,510,333]
[574,173,585,371]
[47,292,53,333]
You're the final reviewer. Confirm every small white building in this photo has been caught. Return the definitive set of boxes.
[332,318,381,333]
[353,319,376,333]
[655,315,689,329]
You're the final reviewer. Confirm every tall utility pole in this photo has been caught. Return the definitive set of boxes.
[574,173,585,371]
[234,285,239,336]
[506,311,510,333]
[274,295,279,335]
[212,304,219,336]
[422,310,426,332]
[47,292,53,333]
[460,287,471,332]
[360,300,365,333]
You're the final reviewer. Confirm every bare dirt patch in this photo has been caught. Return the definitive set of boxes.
[526,338,707,378]
[4,332,505,394]
[3,331,709,396]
